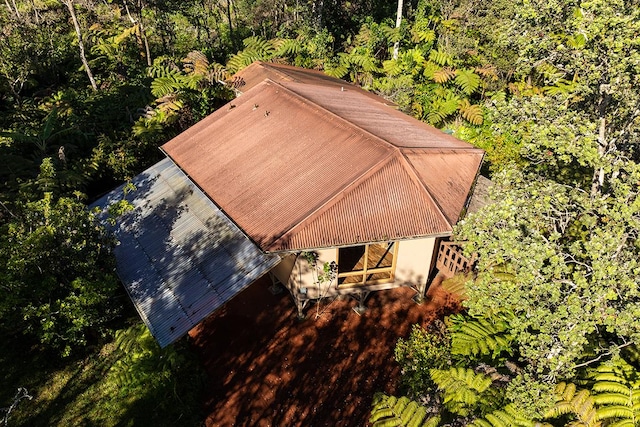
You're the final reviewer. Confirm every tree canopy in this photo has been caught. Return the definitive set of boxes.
[1,0,639,425]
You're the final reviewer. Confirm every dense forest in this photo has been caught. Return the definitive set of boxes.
[1,0,639,425]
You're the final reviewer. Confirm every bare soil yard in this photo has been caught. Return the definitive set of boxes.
[189,275,457,426]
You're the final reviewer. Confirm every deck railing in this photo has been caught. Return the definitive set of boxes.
[436,241,474,278]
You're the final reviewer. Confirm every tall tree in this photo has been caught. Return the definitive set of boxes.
[453,0,640,414]
[61,0,97,90]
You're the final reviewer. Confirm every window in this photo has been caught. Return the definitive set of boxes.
[336,242,398,288]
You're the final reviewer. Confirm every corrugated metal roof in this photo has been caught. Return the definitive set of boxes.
[162,64,484,253]
[230,61,395,106]
[91,158,280,347]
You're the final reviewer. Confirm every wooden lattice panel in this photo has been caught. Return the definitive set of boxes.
[436,241,471,279]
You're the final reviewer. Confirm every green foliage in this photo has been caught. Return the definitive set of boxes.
[1,322,204,426]
[545,382,600,427]
[430,367,500,417]
[469,404,542,427]
[110,324,186,393]
[134,52,232,141]
[590,355,640,425]
[0,184,120,357]
[395,323,452,400]
[370,393,440,427]
[448,313,514,359]
[226,36,277,73]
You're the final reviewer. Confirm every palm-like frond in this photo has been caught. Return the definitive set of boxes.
[449,313,513,358]
[370,393,440,427]
[458,100,484,125]
[590,356,640,426]
[430,367,494,416]
[226,36,276,73]
[469,404,546,427]
[454,69,481,95]
[545,382,600,427]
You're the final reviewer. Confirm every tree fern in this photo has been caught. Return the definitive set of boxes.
[428,49,453,66]
[150,74,185,98]
[425,91,459,126]
[370,393,440,427]
[590,356,640,426]
[454,69,481,95]
[448,313,513,359]
[440,273,470,297]
[430,367,496,416]
[432,67,456,84]
[182,50,209,77]
[272,38,302,57]
[469,404,545,427]
[458,100,484,125]
[545,382,600,427]
[226,36,276,73]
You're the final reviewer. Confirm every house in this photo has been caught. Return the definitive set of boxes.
[92,61,484,348]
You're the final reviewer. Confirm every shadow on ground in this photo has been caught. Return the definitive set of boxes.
[189,275,459,427]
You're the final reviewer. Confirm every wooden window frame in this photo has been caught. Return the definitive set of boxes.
[336,242,398,288]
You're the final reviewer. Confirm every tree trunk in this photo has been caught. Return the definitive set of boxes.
[590,117,607,198]
[4,0,20,20]
[591,86,612,198]
[136,0,152,66]
[312,0,323,30]
[62,0,97,91]
[393,0,403,59]
[225,0,234,48]
[123,0,152,66]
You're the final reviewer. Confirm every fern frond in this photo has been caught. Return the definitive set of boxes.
[272,38,302,57]
[325,64,349,78]
[440,273,470,297]
[150,74,184,98]
[449,313,512,358]
[430,367,493,416]
[209,62,228,83]
[432,67,456,84]
[380,23,402,43]
[458,100,484,125]
[426,92,459,125]
[383,59,403,77]
[474,65,498,79]
[113,23,139,46]
[546,382,600,427]
[411,27,436,44]
[469,404,542,427]
[589,356,640,425]
[182,50,209,77]
[370,393,439,427]
[454,69,481,95]
[429,49,453,66]
[155,94,184,114]
[226,36,276,73]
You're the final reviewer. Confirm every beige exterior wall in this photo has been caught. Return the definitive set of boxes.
[394,237,436,290]
[280,237,437,301]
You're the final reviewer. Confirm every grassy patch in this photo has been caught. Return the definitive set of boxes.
[2,324,204,427]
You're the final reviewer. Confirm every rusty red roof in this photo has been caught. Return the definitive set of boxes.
[230,61,394,106]
[163,65,483,252]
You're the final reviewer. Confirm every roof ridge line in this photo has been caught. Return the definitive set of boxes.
[398,151,453,229]
[263,153,397,252]
[265,79,404,155]
[253,61,298,84]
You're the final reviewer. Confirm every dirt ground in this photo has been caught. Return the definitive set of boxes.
[188,275,458,427]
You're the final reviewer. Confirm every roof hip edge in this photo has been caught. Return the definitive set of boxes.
[264,79,405,154]
[261,152,398,252]
[398,151,453,229]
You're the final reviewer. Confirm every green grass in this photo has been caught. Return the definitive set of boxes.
[1,323,204,427]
